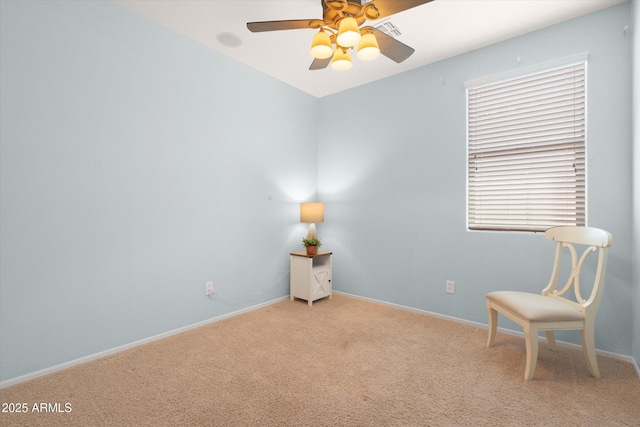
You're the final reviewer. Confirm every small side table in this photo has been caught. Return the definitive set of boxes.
[290,251,332,306]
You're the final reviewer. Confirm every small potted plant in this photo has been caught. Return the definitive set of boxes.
[301,236,322,255]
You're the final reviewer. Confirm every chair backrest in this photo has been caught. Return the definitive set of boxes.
[542,227,613,314]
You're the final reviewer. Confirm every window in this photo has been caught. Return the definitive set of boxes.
[466,57,586,232]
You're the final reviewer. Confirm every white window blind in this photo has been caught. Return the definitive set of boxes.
[467,61,586,232]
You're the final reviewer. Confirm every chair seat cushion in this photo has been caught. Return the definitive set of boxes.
[486,291,583,322]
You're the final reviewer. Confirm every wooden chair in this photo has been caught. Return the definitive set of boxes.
[486,226,612,380]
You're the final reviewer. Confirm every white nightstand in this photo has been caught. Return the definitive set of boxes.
[289,251,332,306]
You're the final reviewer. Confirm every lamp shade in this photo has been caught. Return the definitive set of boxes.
[336,16,361,48]
[357,32,380,60]
[300,202,324,223]
[310,31,333,59]
[331,48,352,71]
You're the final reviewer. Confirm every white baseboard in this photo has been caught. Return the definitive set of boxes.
[0,296,288,389]
[335,291,640,379]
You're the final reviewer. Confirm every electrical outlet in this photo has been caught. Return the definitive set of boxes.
[205,281,214,296]
[446,280,455,294]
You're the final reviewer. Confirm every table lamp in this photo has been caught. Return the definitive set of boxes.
[300,202,324,240]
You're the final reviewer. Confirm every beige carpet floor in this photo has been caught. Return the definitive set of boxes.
[1,294,639,426]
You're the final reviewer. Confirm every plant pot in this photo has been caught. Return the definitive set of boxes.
[306,245,318,255]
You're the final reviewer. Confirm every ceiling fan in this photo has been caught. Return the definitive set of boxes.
[247,0,433,71]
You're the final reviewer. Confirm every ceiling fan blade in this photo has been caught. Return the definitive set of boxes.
[369,27,415,63]
[370,0,433,18]
[247,19,316,33]
[309,57,332,71]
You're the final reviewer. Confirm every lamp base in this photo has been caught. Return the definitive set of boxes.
[306,223,318,240]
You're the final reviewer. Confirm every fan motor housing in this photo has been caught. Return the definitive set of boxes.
[322,1,377,29]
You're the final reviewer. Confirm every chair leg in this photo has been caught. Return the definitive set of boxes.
[581,323,600,378]
[544,331,557,351]
[523,323,539,380]
[486,302,498,347]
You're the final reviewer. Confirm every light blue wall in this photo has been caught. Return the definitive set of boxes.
[0,0,317,382]
[632,0,640,370]
[319,3,634,356]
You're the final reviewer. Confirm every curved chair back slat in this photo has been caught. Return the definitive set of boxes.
[542,227,612,314]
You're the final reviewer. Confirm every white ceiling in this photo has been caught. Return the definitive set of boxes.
[112,0,627,98]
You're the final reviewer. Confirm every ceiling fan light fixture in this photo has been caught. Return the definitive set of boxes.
[336,16,361,48]
[357,32,379,60]
[331,47,352,71]
[310,31,333,59]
